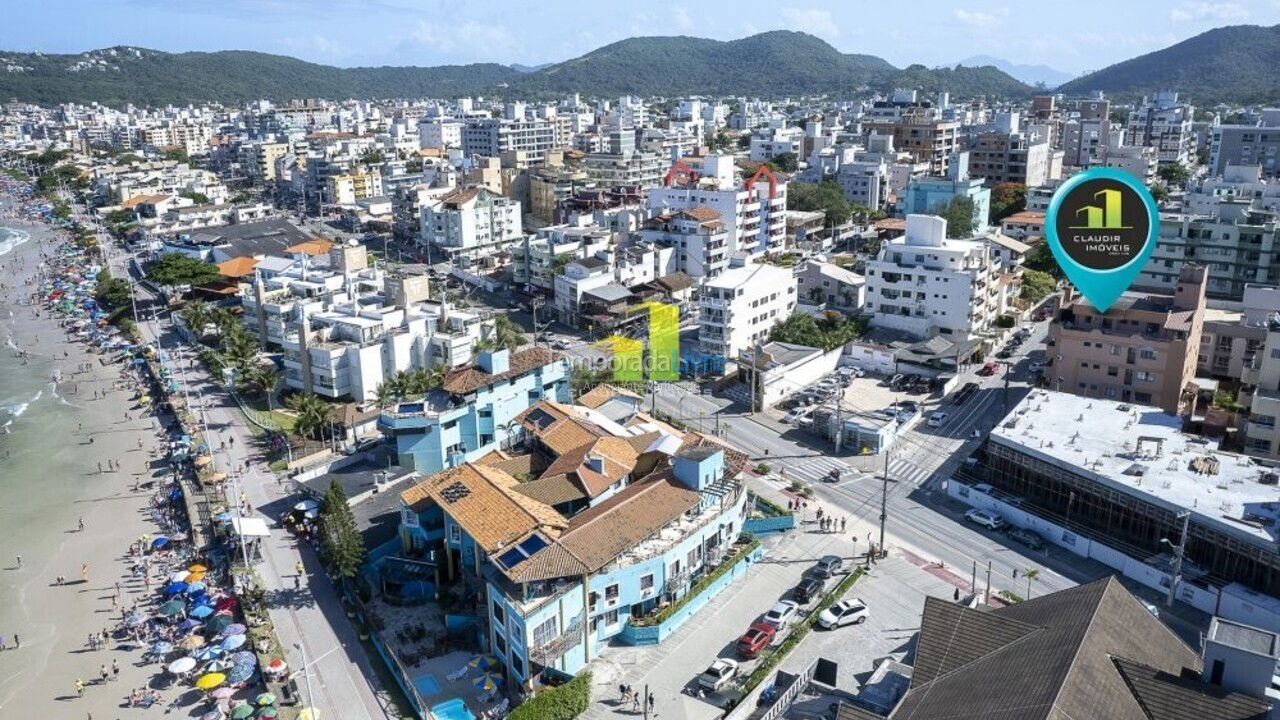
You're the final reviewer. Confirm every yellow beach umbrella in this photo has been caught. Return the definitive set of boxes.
[193,456,212,468]
[298,709,321,720]
[195,672,226,690]
[186,571,206,583]
[188,564,208,573]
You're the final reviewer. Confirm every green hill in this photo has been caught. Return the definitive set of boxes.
[0,33,1034,106]
[1058,24,1280,105]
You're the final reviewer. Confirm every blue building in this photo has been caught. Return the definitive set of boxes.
[379,348,569,473]
[899,151,991,233]
[395,406,751,690]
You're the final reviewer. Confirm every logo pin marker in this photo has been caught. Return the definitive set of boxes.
[1045,167,1160,313]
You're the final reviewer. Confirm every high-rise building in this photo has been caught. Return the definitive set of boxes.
[1127,91,1195,166]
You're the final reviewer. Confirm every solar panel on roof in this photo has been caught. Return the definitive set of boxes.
[493,533,548,570]
[496,548,526,569]
[527,408,556,429]
[440,481,471,504]
[517,534,548,555]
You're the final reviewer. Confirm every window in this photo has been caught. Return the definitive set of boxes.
[1139,348,1157,360]
[493,633,506,657]
[448,524,461,544]
[640,573,655,595]
[507,617,523,649]
[604,609,619,629]
[511,655,524,678]
[491,601,505,626]
[1135,371,1154,383]
[605,583,620,605]
[531,616,557,648]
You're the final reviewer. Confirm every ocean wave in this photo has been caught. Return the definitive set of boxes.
[0,226,30,257]
[2,388,43,421]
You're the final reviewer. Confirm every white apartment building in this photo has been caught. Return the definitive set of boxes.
[647,154,788,259]
[419,118,462,149]
[1240,314,1280,459]
[749,125,804,163]
[698,258,797,361]
[419,187,523,262]
[1103,143,1159,185]
[864,214,1003,339]
[511,224,614,292]
[461,116,557,162]
[1209,111,1280,178]
[1185,164,1280,217]
[637,208,730,278]
[1127,91,1195,166]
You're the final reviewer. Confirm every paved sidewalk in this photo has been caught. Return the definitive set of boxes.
[108,243,399,719]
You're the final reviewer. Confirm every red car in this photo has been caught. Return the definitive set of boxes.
[736,622,777,658]
[977,362,999,376]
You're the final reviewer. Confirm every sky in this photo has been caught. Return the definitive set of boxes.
[4,0,1279,75]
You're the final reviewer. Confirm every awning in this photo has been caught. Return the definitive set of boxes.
[230,517,271,538]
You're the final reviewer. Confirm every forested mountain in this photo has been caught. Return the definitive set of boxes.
[1059,24,1280,105]
[0,32,1032,106]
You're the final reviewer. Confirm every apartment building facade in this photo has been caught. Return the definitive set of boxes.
[698,259,797,361]
[1127,91,1195,166]
[1143,204,1280,301]
[420,187,524,262]
[647,154,788,258]
[1209,111,1280,178]
[1048,265,1207,414]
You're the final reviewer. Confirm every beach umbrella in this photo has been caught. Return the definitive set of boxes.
[229,704,256,720]
[221,634,247,651]
[151,640,174,655]
[206,615,233,633]
[170,531,189,541]
[194,646,224,661]
[171,570,191,582]
[255,706,279,718]
[125,612,148,627]
[186,572,206,583]
[294,499,320,513]
[163,581,187,595]
[219,623,247,639]
[230,651,256,667]
[188,564,208,572]
[205,658,234,673]
[190,605,215,619]
[194,456,212,468]
[265,659,287,674]
[152,536,170,550]
[472,672,501,692]
[186,581,208,594]
[467,654,500,670]
[225,663,254,685]
[255,693,277,707]
[179,635,206,650]
[195,672,226,691]
[167,657,197,675]
[210,687,236,700]
[159,599,186,617]
[201,711,223,720]
[297,709,320,720]
[214,597,238,612]
[178,618,201,632]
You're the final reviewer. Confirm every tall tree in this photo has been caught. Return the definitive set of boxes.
[286,392,329,440]
[932,196,977,238]
[320,479,366,583]
[145,252,222,288]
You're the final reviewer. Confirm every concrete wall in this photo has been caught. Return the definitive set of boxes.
[760,346,842,408]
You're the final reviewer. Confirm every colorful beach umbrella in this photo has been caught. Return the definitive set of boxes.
[225,663,254,685]
[151,641,174,655]
[190,605,214,619]
[179,635,206,650]
[210,687,236,700]
[151,536,170,550]
[206,615,233,633]
[186,571,206,583]
[201,711,223,720]
[255,693,277,706]
[219,623,246,638]
[255,706,279,718]
[167,657,197,675]
[125,612,148,627]
[231,651,256,667]
[194,672,226,690]
[467,654,500,669]
[297,708,320,720]
[188,564,208,572]
[229,705,255,720]
[163,582,188,595]
[205,658,234,673]
[171,570,191,582]
[159,599,186,616]
[194,646,224,661]
[265,659,286,674]
[178,618,201,631]
[186,581,207,594]
[221,634,246,651]
[472,672,501,692]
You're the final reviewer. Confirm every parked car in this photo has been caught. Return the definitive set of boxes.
[1008,527,1046,551]
[964,508,1007,531]
[928,411,948,428]
[735,623,777,659]
[344,436,383,455]
[791,575,828,604]
[977,362,999,376]
[762,600,800,629]
[698,658,740,692]
[551,340,571,350]
[813,554,844,579]
[817,599,870,629]
[996,348,1013,359]
[783,407,812,424]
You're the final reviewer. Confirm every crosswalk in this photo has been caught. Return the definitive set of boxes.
[777,455,935,488]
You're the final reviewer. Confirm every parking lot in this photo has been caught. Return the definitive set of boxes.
[770,371,933,428]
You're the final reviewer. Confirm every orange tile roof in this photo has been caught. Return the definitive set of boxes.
[120,194,171,209]
[576,385,618,409]
[401,464,567,552]
[217,256,260,278]
[442,347,561,396]
[539,417,606,456]
[285,238,334,256]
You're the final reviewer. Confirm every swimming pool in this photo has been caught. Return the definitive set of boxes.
[429,698,476,720]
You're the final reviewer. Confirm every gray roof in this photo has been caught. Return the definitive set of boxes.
[886,577,1270,720]
[584,283,633,303]
[187,218,314,259]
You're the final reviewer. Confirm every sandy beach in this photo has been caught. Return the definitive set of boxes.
[0,216,191,716]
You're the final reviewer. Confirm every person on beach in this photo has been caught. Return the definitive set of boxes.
[75,678,84,698]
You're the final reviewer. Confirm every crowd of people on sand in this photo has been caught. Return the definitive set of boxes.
[0,183,279,718]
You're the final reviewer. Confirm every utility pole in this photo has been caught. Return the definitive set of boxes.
[1165,511,1191,608]
[748,345,757,415]
[1002,360,1012,412]
[833,388,844,454]
[878,447,890,556]
[971,560,977,595]
[984,560,992,605]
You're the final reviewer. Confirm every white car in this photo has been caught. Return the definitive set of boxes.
[783,407,812,424]
[965,508,1007,531]
[817,599,870,629]
[762,600,800,629]
[698,658,739,692]
[927,411,948,428]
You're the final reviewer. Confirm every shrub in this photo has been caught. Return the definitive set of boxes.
[754,462,772,474]
[630,538,760,627]
[508,672,591,720]
[995,314,1016,329]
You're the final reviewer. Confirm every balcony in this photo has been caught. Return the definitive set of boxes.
[600,481,743,574]
[528,612,585,664]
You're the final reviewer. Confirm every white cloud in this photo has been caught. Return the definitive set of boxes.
[1170,2,1249,21]
[279,34,350,60]
[673,5,694,31]
[953,9,998,27]
[406,20,517,61]
[780,7,839,40]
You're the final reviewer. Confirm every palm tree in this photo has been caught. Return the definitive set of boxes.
[286,392,329,440]
[247,363,279,403]
[373,382,396,409]
[491,314,527,351]
[1024,568,1040,599]
[180,300,213,342]
[221,325,259,378]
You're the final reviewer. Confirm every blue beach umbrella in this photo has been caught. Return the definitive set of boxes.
[151,640,174,655]
[194,645,224,661]
[163,581,187,595]
[221,634,246,651]
[152,537,170,550]
[190,605,214,619]
[186,581,207,594]
[225,662,254,685]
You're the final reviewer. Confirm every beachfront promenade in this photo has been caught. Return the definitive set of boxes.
[104,237,399,720]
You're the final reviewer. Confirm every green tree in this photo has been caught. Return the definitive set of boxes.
[931,196,977,238]
[1024,243,1062,278]
[491,313,527,351]
[769,311,868,350]
[320,479,366,582]
[179,190,210,205]
[104,208,135,228]
[360,149,385,165]
[145,252,222,287]
[180,300,214,340]
[286,392,330,440]
[220,323,259,378]
[788,180,853,228]
[94,269,133,313]
[245,362,279,400]
[766,152,799,173]
[1157,163,1190,187]
[1148,183,1169,203]
[1020,269,1057,304]
[162,147,190,163]
[989,182,1027,222]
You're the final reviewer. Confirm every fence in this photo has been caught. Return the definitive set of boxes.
[744,515,795,535]
[724,659,818,720]
[351,592,434,720]
[618,543,763,645]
